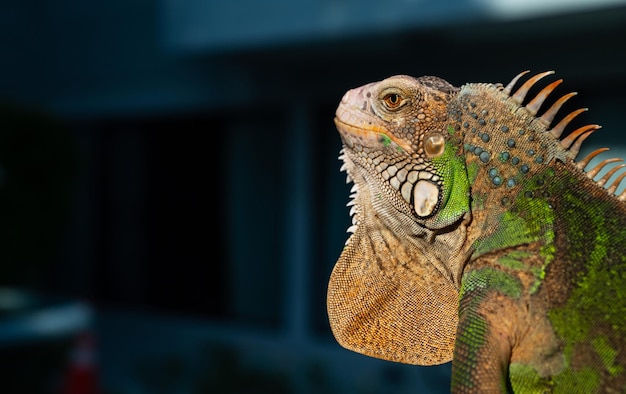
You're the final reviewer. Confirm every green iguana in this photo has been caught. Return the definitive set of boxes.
[327,71,626,393]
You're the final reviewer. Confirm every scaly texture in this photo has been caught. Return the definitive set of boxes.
[327,71,626,393]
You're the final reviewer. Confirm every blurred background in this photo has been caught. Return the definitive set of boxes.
[1,0,626,393]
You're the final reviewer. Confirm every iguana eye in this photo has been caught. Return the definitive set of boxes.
[382,93,403,109]
[424,133,445,158]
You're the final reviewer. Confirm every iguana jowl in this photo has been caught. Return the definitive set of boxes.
[327,71,626,392]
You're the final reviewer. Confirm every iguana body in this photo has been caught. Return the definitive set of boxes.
[327,71,626,392]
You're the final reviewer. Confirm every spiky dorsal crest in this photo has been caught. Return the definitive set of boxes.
[503,70,626,201]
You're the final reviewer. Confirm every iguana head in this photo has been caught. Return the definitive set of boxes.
[334,75,470,234]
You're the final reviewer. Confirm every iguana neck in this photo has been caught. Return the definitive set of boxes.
[327,151,466,365]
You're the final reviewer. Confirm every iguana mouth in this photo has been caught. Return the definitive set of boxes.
[334,117,413,153]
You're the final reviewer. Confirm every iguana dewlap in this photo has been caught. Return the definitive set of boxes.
[327,71,626,393]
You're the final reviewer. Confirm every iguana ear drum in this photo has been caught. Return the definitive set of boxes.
[413,180,439,217]
[424,133,445,158]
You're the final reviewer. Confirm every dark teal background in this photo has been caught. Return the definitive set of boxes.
[1,1,626,392]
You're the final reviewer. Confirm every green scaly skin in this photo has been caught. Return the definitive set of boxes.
[327,72,626,393]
